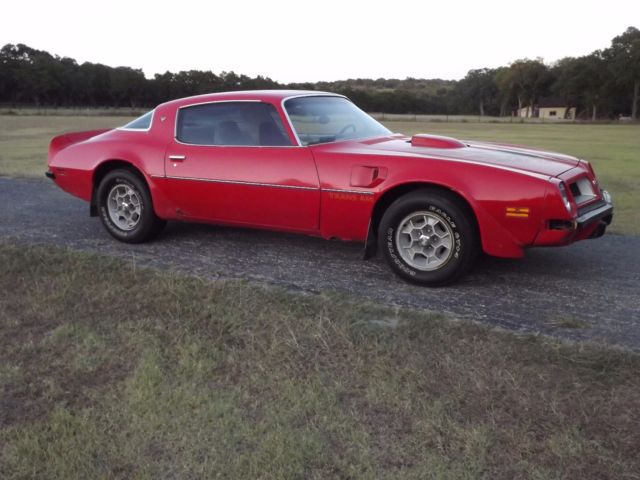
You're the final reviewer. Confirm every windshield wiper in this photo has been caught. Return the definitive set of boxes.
[307,136,337,145]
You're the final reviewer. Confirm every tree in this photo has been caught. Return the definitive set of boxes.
[499,59,553,117]
[109,67,147,107]
[491,67,512,116]
[0,44,21,103]
[1,29,639,117]
[0,43,56,105]
[553,53,610,120]
[605,26,640,119]
[455,68,498,116]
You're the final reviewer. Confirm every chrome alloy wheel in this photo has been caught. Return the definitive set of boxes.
[395,211,454,271]
[107,184,142,231]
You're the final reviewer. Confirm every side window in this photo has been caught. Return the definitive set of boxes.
[121,110,153,130]
[176,102,292,146]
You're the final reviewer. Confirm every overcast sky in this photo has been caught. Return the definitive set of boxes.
[3,0,639,83]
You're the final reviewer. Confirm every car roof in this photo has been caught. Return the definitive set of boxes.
[158,89,340,109]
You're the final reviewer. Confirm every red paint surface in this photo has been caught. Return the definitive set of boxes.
[47,90,609,258]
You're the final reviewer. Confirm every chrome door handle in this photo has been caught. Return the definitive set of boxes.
[169,155,186,162]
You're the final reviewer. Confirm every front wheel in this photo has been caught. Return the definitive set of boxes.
[97,169,166,243]
[378,189,479,286]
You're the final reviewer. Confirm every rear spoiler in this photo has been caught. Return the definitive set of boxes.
[48,129,111,161]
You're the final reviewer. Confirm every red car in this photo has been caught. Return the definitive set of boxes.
[46,90,613,285]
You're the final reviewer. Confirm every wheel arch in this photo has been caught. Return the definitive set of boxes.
[90,159,150,216]
[365,181,481,258]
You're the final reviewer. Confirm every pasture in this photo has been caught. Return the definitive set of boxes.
[1,115,640,477]
[1,242,639,478]
[0,114,637,234]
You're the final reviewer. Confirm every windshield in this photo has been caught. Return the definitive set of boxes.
[284,96,391,145]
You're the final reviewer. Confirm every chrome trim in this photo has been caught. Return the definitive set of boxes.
[174,141,300,149]
[323,188,374,196]
[117,109,155,132]
[153,174,375,197]
[164,175,318,191]
[168,155,186,161]
[174,100,299,148]
[177,99,260,109]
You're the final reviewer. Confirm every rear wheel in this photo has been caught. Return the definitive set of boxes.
[378,189,479,286]
[97,169,166,243]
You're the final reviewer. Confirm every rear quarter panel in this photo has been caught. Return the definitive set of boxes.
[48,113,172,215]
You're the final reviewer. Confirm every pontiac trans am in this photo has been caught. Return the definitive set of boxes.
[46,90,614,285]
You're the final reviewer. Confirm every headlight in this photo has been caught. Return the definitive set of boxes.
[558,182,572,213]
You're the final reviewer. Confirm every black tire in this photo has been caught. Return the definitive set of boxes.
[96,168,166,243]
[378,189,479,286]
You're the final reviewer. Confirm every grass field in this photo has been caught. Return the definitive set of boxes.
[1,241,639,479]
[0,115,638,234]
[0,115,129,177]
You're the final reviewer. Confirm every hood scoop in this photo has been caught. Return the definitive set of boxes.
[411,134,466,149]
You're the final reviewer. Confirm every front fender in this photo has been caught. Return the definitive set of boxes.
[368,161,550,259]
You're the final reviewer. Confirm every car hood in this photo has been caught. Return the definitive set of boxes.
[347,135,580,178]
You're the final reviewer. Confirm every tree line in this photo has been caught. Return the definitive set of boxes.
[1,26,638,119]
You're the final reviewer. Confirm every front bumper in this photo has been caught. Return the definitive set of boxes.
[534,192,613,246]
[576,199,613,228]
[45,170,55,180]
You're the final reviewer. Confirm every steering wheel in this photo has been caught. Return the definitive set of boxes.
[337,124,356,136]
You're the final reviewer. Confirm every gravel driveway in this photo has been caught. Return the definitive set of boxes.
[2,176,639,349]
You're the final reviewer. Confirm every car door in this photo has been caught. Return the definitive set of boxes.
[164,101,320,232]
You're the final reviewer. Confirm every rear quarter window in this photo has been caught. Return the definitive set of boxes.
[121,111,154,130]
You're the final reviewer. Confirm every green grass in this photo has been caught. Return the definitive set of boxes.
[0,115,638,234]
[1,241,639,479]
[0,115,130,177]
